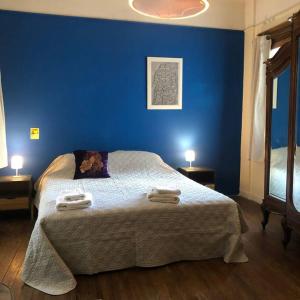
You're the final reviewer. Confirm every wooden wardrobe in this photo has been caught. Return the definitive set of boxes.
[261,10,300,246]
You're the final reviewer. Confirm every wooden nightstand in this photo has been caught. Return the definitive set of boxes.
[177,167,215,190]
[0,175,33,219]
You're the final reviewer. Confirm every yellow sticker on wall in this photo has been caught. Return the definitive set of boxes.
[30,128,40,140]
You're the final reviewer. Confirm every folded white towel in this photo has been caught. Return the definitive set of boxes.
[60,189,86,201]
[65,194,86,201]
[56,192,93,211]
[151,187,181,196]
[147,193,180,204]
[148,193,179,199]
[149,196,180,204]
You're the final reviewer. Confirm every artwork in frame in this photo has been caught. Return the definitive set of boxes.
[147,57,183,110]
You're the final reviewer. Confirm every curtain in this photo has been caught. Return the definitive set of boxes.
[0,72,8,168]
[250,36,272,162]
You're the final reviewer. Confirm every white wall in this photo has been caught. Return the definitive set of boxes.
[0,0,245,30]
[254,0,300,27]
[240,0,300,203]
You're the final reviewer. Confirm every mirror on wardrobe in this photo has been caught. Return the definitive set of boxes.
[269,65,291,201]
[293,38,300,212]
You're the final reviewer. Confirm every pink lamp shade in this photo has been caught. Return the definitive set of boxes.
[129,0,209,20]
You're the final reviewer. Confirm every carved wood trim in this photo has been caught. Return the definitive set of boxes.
[263,195,286,214]
[258,21,292,49]
[265,43,291,77]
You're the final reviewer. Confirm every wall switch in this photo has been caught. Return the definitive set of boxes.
[30,128,40,140]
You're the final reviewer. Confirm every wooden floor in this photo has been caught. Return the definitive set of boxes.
[1,198,300,300]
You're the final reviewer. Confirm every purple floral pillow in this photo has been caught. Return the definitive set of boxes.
[73,150,110,179]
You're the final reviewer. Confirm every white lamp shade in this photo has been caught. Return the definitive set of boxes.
[11,155,23,170]
[185,150,195,162]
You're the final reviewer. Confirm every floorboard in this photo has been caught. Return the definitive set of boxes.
[1,198,300,300]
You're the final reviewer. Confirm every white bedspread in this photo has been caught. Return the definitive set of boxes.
[22,151,248,295]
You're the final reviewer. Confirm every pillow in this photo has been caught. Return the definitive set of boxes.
[73,150,110,179]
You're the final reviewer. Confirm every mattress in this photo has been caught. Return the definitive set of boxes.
[22,151,248,295]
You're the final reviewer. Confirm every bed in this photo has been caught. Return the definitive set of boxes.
[22,151,248,295]
[270,147,300,209]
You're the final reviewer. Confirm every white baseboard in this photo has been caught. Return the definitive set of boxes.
[239,190,263,204]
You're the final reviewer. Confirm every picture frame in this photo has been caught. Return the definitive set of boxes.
[147,57,183,110]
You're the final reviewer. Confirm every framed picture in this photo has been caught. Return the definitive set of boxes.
[147,57,183,110]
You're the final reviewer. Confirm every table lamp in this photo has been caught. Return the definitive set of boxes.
[11,155,23,176]
[185,150,195,168]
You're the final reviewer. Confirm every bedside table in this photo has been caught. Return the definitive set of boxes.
[177,167,215,190]
[0,175,33,219]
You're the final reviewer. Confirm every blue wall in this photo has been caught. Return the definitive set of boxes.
[0,11,244,195]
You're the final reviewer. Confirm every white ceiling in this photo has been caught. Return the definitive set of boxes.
[0,0,245,30]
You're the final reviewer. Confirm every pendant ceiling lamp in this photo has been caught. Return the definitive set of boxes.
[129,0,209,20]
